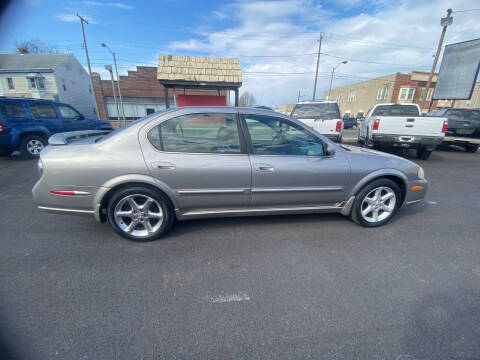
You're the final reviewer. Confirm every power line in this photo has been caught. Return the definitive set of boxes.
[453,8,480,13]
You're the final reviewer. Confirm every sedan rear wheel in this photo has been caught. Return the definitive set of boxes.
[351,178,401,227]
[107,186,174,241]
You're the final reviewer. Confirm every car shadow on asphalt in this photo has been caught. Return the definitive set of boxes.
[166,212,347,239]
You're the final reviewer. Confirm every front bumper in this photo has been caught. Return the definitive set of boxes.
[372,134,444,150]
[404,179,428,205]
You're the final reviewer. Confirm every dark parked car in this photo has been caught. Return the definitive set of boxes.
[0,98,113,158]
[428,108,480,137]
[342,114,357,129]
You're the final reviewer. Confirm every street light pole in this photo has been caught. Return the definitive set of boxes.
[105,65,120,124]
[101,43,125,126]
[328,61,348,101]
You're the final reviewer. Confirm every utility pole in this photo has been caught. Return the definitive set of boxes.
[312,33,323,101]
[77,14,99,117]
[421,8,453,111]
[105,65,120,123]
[101,43,126,126]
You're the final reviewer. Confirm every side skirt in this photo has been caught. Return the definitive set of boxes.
[177,203,347,220]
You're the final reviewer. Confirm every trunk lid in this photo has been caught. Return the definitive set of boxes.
[48,130,112,145]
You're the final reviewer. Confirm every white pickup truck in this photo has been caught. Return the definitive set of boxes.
[358,103,447,160]
[290,101,343,142]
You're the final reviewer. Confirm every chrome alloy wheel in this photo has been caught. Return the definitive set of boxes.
[114,194,164,237]
[27,139,44,155]
[360,186,396,223]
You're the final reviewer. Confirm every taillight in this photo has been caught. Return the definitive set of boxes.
[336,121,342,132]
[0,120,4,135]
[373,118,380,130]
[442,120,448,133]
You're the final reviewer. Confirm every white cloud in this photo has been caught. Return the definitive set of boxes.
[168,0,480,108]
[82,1,134,10]
[55,13,97,23]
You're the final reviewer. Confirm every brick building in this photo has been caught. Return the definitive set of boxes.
[326,71,442,117]
[92,63,235,124]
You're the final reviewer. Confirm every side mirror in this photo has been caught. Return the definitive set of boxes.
[79,114,85,120]
[326,143,336,156]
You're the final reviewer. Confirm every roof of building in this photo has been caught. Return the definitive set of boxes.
[157,54,242,85]
[0,53,70,71]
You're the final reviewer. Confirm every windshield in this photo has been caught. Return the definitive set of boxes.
[371,105,420,117]
[291,103,340,120]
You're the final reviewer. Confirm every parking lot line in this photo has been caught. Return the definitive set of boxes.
[207,292,250,303]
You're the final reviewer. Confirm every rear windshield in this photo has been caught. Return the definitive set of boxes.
[428,109,448,116]
[462,110,480,121]
[291,103,340,120]
[371,105,419,117]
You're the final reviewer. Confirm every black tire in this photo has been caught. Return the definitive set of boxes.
[416,148,432,160]
[350,178,401,227]
[465,144,479,153]
[107,186,175,242]
[0,150,13,157]
[20,135,47,159]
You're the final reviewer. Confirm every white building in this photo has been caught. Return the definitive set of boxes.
[0,53,97,118]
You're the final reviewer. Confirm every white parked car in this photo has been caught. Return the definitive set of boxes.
[291,101,344,142]
[358,103,447,160]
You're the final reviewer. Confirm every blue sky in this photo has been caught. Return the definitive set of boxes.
[0,0,479,107]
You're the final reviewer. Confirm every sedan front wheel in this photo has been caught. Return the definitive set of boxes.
[351,178,401,227]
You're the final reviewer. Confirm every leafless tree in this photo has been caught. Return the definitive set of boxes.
[239,91,257,107]
[15,39,58,54]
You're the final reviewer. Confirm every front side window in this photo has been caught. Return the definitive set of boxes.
[245,115,325,156]
[148,113,241,154]
[30,103,58,118]
[7,78,14,90]
[58,105,82,120]
[0,101,26,118]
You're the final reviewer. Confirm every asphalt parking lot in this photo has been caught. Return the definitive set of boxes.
[1,146,480,360]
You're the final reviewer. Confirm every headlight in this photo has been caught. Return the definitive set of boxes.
[37,159,44,176]
[417,166,425,180]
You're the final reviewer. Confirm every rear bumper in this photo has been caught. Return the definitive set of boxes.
[372,134,444,149]
[0,135,15,151]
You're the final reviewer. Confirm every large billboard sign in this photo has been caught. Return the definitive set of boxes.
[433,38,480,100]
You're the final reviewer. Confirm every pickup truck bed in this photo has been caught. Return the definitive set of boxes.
[359,103,446,160]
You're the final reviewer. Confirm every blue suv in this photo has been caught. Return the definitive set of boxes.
[0,98,113,159]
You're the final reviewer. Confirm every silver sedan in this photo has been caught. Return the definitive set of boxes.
[32,106,428,241]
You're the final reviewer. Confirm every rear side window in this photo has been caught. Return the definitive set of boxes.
[148,113,241,154]
[30,103,58,118]
[0,101,27,118]
[291,103,340,120]
[58,105,82,119]
[372,105,419,117]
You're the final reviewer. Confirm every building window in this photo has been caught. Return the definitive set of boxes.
[399,87,415,101]
[347,91,357,102]
[336,94,342,102]
[62,79,67,91]
[7,77,14,90]
[26,76,46,90]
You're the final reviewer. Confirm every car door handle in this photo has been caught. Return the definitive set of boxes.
[153,162,176,170]
[33,120,42,124]
[254,163,275,172]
